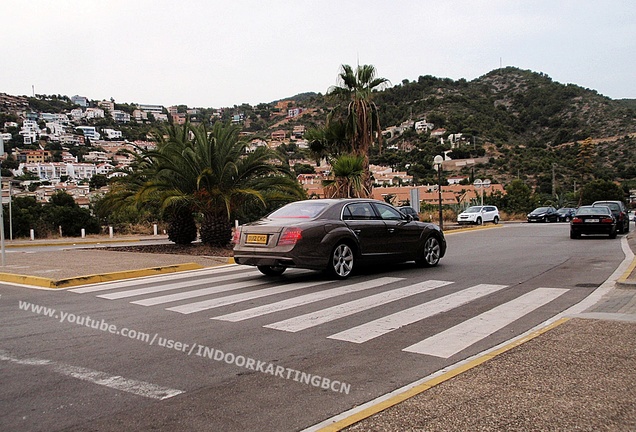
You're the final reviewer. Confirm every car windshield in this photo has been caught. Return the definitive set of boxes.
[577,206,610,216]
[464,206,482,213]
[269,201,329,219]
[557,208,569,214]
[533,207,550,213]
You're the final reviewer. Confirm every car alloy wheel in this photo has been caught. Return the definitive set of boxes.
[257,265,286,276]
[417,236,441,267]
[329,243,354,279]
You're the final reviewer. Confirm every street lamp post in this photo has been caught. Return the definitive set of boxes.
[473,178,491,206]
[433,155,444,230]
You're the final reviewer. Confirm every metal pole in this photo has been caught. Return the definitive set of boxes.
[437,168,443,230]
[9,181,13,240]
[0,177,5,266]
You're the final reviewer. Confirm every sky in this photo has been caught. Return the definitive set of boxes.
[2,0,635,109]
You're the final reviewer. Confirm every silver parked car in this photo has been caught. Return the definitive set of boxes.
[233,199,447,279]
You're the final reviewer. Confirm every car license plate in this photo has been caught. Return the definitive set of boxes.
[585,219,599,223]
[246,234,268,244]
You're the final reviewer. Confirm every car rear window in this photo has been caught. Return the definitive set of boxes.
[269,201,329,219]
[577,206,611,216]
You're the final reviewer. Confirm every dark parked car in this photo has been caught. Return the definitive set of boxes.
[592,201,630,234]
[570,205,617,239]
[527,206,559,223]
[232,198,446,279]
[397,206,420,221]
[556,207,576,222]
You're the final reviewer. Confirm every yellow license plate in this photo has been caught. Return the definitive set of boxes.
[246,234,268,245]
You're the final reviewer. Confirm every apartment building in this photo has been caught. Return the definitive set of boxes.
[102,128,123,139]
[98,100,115,113]
[75,126,100,140]
[112,110,131,123]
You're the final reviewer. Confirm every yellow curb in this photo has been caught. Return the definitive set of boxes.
[317,317,571,432]
[617,257,636,284]
[444,224,504,234]
[5,238,146,248]
[0,262,204,289]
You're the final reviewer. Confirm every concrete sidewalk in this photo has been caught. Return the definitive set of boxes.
[0,235,232,288]
[1,233,636,431]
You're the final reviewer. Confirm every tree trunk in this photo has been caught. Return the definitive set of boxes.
[167,207,197,245]
[200,211,232,247]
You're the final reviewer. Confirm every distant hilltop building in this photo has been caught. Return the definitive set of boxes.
[138,104,164,115]
[71,95,88,107]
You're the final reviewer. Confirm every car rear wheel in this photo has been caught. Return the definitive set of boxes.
[609,229,617,239]
[570,230,580,239]
[257,265,286,276]
[493,216,499,224]
[328,243,354,279]
[416,235,441,267]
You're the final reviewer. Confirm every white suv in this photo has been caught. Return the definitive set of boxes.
[457,205,500,225]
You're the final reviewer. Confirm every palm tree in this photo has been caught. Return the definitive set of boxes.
[106,121,306,247]
[322,154,366,198]
[327,64,389,196]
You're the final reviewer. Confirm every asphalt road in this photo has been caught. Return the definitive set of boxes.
[0,223,626,432]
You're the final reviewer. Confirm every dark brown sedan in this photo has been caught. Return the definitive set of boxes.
[232,199,447,279]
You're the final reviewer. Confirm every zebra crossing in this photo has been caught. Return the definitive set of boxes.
[69,266,569,358]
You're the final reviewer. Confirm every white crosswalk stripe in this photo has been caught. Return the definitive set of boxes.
[261,280,453,332]
[402,287,568,358]
[69,265,253,293]
[150,279,334,310]
[68,269,570,357]
[97,273,259,300]
[327,284,509,344]
[209,277,404,321]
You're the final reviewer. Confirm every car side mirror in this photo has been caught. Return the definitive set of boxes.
[405,214,413,222]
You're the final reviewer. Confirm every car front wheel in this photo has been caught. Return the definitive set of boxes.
[328,243,354,279]
[257,265,286,276]
[416,235,441,267]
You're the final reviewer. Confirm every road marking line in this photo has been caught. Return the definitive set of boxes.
[96,273,259,300]
[263,280,453,332]
[166,279,337,314]
[69,265,250,293]
[130,279,279,306]
[0,350,183,400]
[211,277,404,321]
[403,287,569,357]
[327,284,508,344]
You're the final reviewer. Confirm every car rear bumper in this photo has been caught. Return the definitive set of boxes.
[570,225,615,235]
[233,252,328,270]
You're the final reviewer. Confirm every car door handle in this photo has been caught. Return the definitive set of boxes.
[353,229,361,235]
[387,228,395,233]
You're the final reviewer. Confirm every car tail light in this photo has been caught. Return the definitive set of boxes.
[571,217,582,224]
[600,217,614,224]
[232,228,241,244]
[278,227,302,245]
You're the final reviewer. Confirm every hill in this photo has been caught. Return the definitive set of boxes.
[2,67,635,196]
